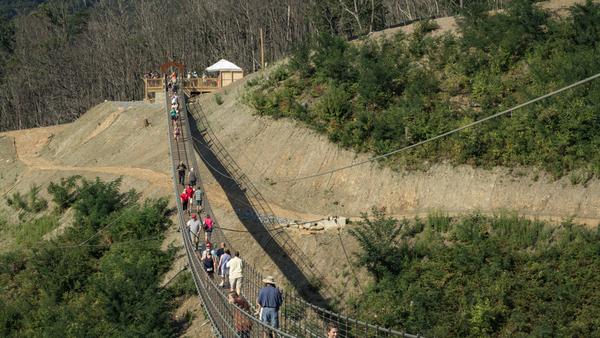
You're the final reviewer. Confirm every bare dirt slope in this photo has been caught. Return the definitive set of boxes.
[192,73,600,227]
[0,101,211,337]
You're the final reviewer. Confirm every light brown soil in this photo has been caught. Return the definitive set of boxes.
[1,0,595,333]
[0,101,209,337]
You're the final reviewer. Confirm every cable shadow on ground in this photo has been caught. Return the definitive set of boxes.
[188,113,329,308]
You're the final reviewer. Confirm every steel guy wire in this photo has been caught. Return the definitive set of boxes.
[188,71,600,186]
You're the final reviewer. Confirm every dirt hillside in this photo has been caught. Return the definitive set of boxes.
[191,73,600,227]
[1,0,597,332]
[0,101,212,337]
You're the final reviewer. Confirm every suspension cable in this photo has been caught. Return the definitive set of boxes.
[267,72,600,184]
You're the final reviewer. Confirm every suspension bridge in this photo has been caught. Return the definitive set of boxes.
[165,77,419,337]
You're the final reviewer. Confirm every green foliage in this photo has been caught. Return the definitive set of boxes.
[244,3,600,178]
[214,93,224,105]
[5,184,48,219]
[569,0,600,47]
[14,215,59,247]
[414,19,440,35]
[47,175,81,212]
[0,177,178,337]
[169,270,197,297]
[350,211,600,337]
[73,177,138,231]
[349,208,405,281]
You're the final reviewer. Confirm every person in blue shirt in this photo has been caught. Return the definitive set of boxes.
[256,276,283,338]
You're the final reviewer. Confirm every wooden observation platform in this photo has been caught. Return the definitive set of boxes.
[143,59,244,102]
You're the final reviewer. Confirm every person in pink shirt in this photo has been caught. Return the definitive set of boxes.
[203,214,214,242]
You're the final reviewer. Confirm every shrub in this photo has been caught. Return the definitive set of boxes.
[349,208,404,280]
[351,212,600,336]
[6,184,48,219]
[242,5,600,179]
[47,175,81,212]
[169,271,197,297]
[214,93,224,105]
[415,19,440,35]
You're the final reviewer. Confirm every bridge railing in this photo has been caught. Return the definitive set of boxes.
[182,95,422,338]
[182,77,220,90]
[168,81,300,337]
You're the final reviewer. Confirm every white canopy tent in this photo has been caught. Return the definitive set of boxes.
[205,59,243,72]
[204,59,244,87]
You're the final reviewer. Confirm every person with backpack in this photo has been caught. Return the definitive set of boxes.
[188,167,197,187]
[203,251,215,279]
[203,214,213,242]
[176,161,187,186]
[228,291,252,338]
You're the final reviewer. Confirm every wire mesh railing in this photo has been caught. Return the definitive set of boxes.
[180,93,422,338]
[160,68,422,337]
[166,79,296,338]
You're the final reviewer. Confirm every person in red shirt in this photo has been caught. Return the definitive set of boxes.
[180,191,190,215]
[185,185,194,199]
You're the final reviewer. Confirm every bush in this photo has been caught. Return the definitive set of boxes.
[0,177,177,337]
[351,212,600,337]
[6,184,48,219]
[349,208,404,280]
[214,93,224,105]
[169,270,197,297]
[242,5,600,179]
[47,175,81,212]
[414,19,440,35]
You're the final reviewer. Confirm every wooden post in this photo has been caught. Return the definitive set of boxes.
[260,28,265,70]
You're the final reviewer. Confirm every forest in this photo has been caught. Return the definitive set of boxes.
[0,176,195,336]
[349,209,600,337]
[245,0,600,178]
[0,0,503,132]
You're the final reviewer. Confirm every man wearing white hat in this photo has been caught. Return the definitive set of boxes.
[256,275,283,337]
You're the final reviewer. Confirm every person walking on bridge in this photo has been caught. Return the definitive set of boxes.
[176,161,187,186]
[326,323,339,338]
[180,190,190,215]
[188,167,197,187]
[193,187,203,213]
[227,251,243,296]
[257,276,283,338]
[203,214,213,242]
[228,291,252,338]
[185,185,194,200]
[218,248,231,288]
[187,213,201,250]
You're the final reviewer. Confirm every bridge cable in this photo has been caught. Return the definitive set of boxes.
[266,72,600,184]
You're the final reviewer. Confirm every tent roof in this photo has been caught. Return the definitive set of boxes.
[205,59,242,72]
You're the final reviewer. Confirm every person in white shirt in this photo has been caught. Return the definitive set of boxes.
[227,251,243,295]
[186,213,201,250]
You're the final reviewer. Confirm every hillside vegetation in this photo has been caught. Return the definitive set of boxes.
[349,210,600,337]
[0,177,193,336]
[0,0,496,132]
[245,0,600,178]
